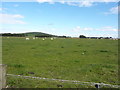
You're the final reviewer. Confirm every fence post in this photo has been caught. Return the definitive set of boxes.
[0,64,7,89]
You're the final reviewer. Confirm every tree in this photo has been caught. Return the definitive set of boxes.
[79,35,86,38]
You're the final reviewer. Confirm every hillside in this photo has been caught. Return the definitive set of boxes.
[1,32,68,38]
[24,32,57,37]
[0,32,58,37]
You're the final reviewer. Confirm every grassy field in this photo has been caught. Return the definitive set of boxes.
[2,37,118,88]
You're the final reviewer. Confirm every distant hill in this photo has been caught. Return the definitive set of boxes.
[24,32,57,37]
[0,32,67,38]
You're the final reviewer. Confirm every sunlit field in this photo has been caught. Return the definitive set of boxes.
[2,37,118,88]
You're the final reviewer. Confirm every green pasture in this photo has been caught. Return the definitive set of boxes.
[2,37,119,88]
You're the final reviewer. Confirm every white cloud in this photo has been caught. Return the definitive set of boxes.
[0,13,26,24]
[97,26,117,31]
[36,0,119,7]
[87,33,117,37]
[72,26,118,38]
[14,4,19,7]
[105,6,119,14]
[0,8,2,11]
[73,26,93,32]
[66,1,93,7]
[73,26,117,32]
[0,8,7,11]
[37,0,54,4]
[95,0,118,2]
[2,0,119,2]
[13,14,24,18]
[51,28,56,31]
[79,1,93,7]
[110,6,118,14]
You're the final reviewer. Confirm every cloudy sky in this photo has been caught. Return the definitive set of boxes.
[0,0,119,37]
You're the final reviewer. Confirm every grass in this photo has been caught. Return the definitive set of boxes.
[6,76,111,88]
[2,37,119,88]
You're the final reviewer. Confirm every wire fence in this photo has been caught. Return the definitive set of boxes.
[7,74,120,88]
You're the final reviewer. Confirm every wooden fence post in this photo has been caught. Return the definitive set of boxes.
[0,64,7,89]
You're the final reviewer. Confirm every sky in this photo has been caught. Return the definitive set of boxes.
[0,0,119,38]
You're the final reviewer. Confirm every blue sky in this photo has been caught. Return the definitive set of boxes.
[0,0,119,37]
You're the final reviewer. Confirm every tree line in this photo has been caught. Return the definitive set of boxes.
[79,35,112,39]
[0,33,25,37]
